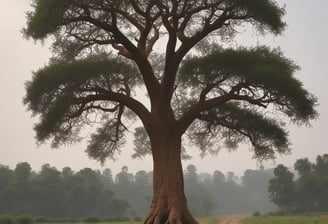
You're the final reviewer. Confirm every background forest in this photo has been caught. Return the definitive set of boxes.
[1,154,327,218]
[0,162,275,218]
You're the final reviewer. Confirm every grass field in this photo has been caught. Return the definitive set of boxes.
[241,214,328,224]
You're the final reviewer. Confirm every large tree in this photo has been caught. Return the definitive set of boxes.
[24,1,317,223]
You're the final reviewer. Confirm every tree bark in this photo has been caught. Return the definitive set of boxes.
[145,130,198,224]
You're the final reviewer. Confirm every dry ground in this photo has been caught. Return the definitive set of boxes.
[218,214,249,224]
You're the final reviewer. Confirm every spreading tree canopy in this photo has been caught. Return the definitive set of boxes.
[24,1,318,223]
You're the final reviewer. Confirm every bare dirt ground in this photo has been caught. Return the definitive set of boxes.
[218,214,249,224]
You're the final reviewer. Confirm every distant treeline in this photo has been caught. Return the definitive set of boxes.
[0,163,132,218]
[269,154,328,213]
[0,162,276,218]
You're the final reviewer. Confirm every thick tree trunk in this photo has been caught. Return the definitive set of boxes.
[145,131,198,224]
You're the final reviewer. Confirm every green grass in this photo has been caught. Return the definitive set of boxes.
[242,215,328,224]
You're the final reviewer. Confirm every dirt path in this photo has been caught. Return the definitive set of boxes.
[218,214,249,224]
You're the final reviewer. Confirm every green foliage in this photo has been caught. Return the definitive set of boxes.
[104,216,131,222]
[83,217,101,223]
[268,164,295,211]
[180,47,317,124]
[133,217,143,222]
[14,162,32,181]
[269,154,328,213]
[253,211,261,217]
[188,101,290,160]
[0,215,14,224]
[24,55,139,150]
[25,56,137,112]
[0,165,14,192]
[45,217,79,223]
[295,158,312,177]
[24,0,287,42]
[33,217,48,223]
[132,127,151,159]
[16,216,34,224]
[24,0,74,39]
[232,0,286,34]
[0,162,131,218]
[178,45,318,160]
[86,119,126,163]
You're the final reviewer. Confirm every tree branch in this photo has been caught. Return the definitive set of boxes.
[71,91,152,132]
[232,95,268,108]
[176,92,234,134]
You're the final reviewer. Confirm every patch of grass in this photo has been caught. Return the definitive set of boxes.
[241,215,328,224]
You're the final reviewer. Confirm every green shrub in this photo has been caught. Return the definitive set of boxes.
[83,217,101,223]
[0,215,14,224]
[106,216,130,222]
[253,211,261,216]
[49,218,79,223]
[116,216,130,222]
[16,216,34,224]
[133,216,143,222]
[34,217,48,223]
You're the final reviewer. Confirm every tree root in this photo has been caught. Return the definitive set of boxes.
[145,198,198,224]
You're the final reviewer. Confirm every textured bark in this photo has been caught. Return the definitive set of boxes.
[145,130,198,224]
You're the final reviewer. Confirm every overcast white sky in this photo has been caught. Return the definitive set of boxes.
[0,1,327,176]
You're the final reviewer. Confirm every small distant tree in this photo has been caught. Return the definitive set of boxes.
[32,164,65,217]
[8,162,34,214]
[24,1,318,223]
[313,154,328,210]
[0,166,14,214]
[101,168,114,190]
[294,158,312,178]
[0,165,14,195]
[293,158,317,211]
[269,164,295,212]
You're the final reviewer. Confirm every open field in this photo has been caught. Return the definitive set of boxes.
[241,214,328,224]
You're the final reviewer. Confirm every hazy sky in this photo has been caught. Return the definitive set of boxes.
[0,0,327,176]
